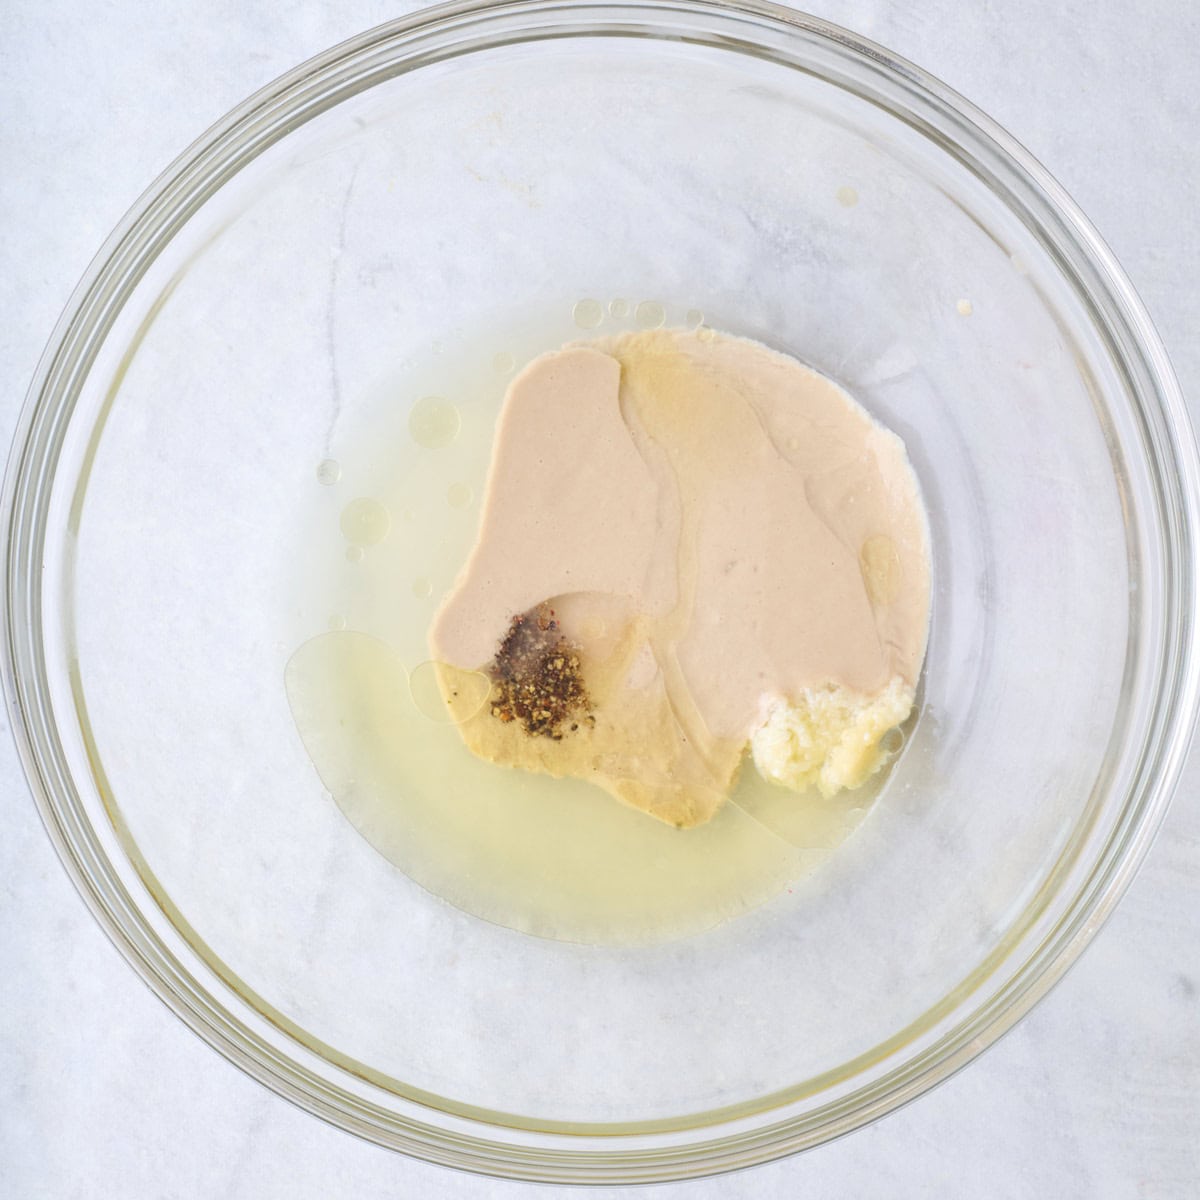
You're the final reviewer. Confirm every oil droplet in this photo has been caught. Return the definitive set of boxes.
[609,298,630,318]
[492,351,516,374]
[328,614,347,632]
[409,396,461,449]
[447,482,473,509]
[409,660,491,724]
[340,497,391,547]
[881,727,905,756]
[697,326,717,343]
[685,308,704,329]
[412,577,433,599]
[346,545,364,564]
[635,300,666,329]
[956,298,974,317]
[860,535,901,606]
[316,458,341,486]
[573,298,605,329]
[836,185,859,207]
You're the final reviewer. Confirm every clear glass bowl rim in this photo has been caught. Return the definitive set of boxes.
[4,0,1199,1184]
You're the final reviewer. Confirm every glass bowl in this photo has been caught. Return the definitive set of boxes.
[5,0,1198,1184]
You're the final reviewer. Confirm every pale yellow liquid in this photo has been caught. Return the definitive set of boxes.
[284,299,893,946]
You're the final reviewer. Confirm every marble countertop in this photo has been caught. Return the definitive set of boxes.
[2,2,1197,1196]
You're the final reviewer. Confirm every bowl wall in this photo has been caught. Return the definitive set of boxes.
[6,0,1197,1182]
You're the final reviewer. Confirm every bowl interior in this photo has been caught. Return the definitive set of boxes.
[20,2,1181,1168]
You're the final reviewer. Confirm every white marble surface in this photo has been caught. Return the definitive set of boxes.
[2,1,1197,1196]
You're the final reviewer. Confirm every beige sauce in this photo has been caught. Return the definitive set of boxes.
[432,329,929,827]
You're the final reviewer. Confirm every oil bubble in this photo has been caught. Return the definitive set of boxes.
[340,498,391,547]
[573,298,605,329]
[635,300,666,329]
[409,396,461,449]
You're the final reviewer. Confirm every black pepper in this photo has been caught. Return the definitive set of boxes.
[488,603,591,739]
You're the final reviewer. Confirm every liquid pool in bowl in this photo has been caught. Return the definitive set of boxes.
[5,0,1197,1183]
[283,297,914,945]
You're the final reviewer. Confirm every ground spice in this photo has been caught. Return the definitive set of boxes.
[488,603,591,739]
